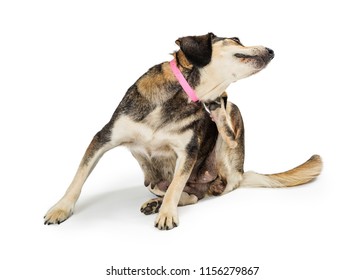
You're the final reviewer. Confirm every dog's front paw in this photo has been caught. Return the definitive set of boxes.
[140,198,162,215]
[210,108,221,123]
[154,207,179,230]
[44,201,74,225]
[207,100,221,112]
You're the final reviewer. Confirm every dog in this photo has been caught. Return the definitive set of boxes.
[44,33,322,230]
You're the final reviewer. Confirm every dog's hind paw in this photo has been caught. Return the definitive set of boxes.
[44,201,74,225]
[140,198,162,215]
[208,178,227,196]
[154,207,179,230]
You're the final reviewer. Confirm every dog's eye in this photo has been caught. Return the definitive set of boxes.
[231,37,241,44]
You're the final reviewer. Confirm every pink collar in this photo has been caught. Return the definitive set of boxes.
[170,59,199,102]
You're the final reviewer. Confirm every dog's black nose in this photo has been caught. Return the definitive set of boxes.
[266,48,274,59]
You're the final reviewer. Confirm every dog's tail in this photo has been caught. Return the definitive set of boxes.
[241,154,323,188]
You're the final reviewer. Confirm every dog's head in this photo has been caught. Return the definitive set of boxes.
[175,33,274,100]
[176,32,274,79]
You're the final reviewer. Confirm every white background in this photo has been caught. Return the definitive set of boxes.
[1,0,363,279]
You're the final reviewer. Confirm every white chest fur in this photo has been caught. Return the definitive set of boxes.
[110,108,194,159]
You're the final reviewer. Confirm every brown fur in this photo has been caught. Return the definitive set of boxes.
[268,155,323,187]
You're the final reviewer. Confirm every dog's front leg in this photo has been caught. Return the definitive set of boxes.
[44,126,117,225]
[155,151,197,230]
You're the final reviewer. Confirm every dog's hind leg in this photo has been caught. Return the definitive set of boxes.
[140,192,198,215]
[178,192,198,206]
[208,94,240,149]
[212,98,245,195]
[44,124,118,225]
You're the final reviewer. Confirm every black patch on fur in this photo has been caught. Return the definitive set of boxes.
[178,119,200,134]
[222,96,228,109]
[207,101,220,111]
[223,123,235,141]
[186,133,198,157]
[177,33,214,67]
[212,36,225,43]
[183,133,199,174]
[187,116,218,184]
[160,93,201,125]
[186,66,201,88]
[229,103,245,173]
[82,121,113,165]
[116,84,156,121]
[234,53,256,59]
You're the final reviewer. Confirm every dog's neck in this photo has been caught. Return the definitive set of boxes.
[192,53,236,102]
[173,51,232,102]
[194,77,231,102]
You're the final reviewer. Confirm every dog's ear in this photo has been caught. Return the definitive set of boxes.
[175,33,216,67]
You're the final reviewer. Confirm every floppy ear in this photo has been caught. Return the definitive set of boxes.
[175,33,216,67]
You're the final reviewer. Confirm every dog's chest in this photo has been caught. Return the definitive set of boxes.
[110,108,194,158]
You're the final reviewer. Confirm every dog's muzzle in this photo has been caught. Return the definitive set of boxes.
[235,47,274,68]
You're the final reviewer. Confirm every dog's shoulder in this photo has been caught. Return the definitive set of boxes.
[111,61,206,125]
[110,62,177,120]
[136,62,179,103]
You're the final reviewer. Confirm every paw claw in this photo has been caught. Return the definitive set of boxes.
[44,202,74,225]
[154,208,179,230]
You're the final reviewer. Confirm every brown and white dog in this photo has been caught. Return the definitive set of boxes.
[44,33,322,230]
